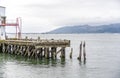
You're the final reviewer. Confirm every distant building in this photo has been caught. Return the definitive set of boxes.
[0,6,6,40]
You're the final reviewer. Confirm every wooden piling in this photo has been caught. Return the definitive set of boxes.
[21,46,25,56]
[10,45,13,54]
[53,47,57,59]
[24,46,29,57]
[0,43,2,52]
[51,47,57,59]
[15,45,19,55]
[31,46,36,58]
[51,47,54,59]
[42,47,45,57]
[45,47,50,59]
[44,47,47,58]
[2,43,5,53]
[39,48,43,59]
[35,49,39,59]
[7,44,10,53]
[78,42,82,61]
[17,45,22,55]
[83,41,86,61]
[61,47,65,58]
[12,45,16,54]
[69,48,73,59]
[46,47,50,59]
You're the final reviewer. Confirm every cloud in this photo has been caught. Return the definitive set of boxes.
[24,0,120,23]
[1,0,120,32]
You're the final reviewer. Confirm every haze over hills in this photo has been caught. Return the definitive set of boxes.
[47,23,120,34]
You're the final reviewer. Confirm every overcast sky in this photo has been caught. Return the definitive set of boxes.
[0,0,120,33]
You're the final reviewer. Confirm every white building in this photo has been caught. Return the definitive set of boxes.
[0,6,6,40]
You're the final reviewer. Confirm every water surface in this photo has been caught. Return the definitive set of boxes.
[0,34,120,78]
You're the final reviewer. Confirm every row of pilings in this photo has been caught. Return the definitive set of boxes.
[0,43,66,60]
[77,41,86,63]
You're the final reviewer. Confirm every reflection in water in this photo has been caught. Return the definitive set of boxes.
[0,61,4,78]
[61,58,65,65]
[0,53,67,78]
[79,60,87,66]
[0,53,66,65]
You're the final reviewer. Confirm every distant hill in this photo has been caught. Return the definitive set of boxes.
[47,23,120,34]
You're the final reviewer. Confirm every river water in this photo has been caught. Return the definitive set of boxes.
[0,34,120,78]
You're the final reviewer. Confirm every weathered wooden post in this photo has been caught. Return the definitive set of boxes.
[43,47,45,57]
[35,49,39,59]
[0,43,2,52]
[77,42,82,61]
[21,46,26,56]
[20,46,24,55]
[24,46,29,57]
[69,48,73,59]
[53,47,57,59]
[83,41,86,61]
[13,45,16,54]
[51,47,53,58]
[2,43,5,53]
[51,47,57,59]
[30,46,35,58]
[44,47,47,58]
[15,45,19,55]
[61,47,65,58]
[31,46,37,58]
[44,47,49,59]
[7,44,10,53]
[10,45,13,54]
[9,44,12,54]
[5,44,7,53]
[39,48,43,59]
[47,47,50,59]
[17,45,22,55]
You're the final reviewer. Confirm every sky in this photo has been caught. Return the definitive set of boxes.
[0,0,120,33]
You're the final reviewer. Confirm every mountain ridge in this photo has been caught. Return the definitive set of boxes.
[47,23,120,34]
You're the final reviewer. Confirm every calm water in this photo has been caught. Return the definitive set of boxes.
[0,34,120,78]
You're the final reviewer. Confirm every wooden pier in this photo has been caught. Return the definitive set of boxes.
[0,38,70,59]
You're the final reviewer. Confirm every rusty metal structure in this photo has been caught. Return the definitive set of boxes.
[6,18,22,39]
[0,6,22,40]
